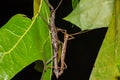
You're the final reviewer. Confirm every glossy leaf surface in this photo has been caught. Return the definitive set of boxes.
[64,0,114,30]
[0,0,52,80]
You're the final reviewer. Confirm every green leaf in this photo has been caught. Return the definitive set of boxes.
[90,0,120,80]
[33,0,53,80]
[0,0,52,80]
[64,0,114,30]
[34,0,41,16]
[72,0,80,9]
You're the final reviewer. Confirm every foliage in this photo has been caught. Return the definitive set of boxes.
[65,0,114,30]
[72,0,79,9]
[0,0,118,80]
[0,0,52,80]
[90,0,120,80]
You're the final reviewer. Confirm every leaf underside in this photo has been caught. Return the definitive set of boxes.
[65,0,114,30]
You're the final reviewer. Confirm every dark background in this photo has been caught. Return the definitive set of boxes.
[0,0,107,80]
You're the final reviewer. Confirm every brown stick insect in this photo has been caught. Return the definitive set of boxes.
[45,0,89,78]
[46,0,63,78]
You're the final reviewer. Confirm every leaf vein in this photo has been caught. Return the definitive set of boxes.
[1,14,39,61]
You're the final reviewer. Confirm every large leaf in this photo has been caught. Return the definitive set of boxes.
[90,0,120,80]
[64,0,114,30]
[0,0,52,80]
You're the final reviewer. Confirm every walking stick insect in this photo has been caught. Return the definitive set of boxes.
[44,0,89,78]
[46,0,63,78]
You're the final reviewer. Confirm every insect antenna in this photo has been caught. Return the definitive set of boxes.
[54,0,63,11]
